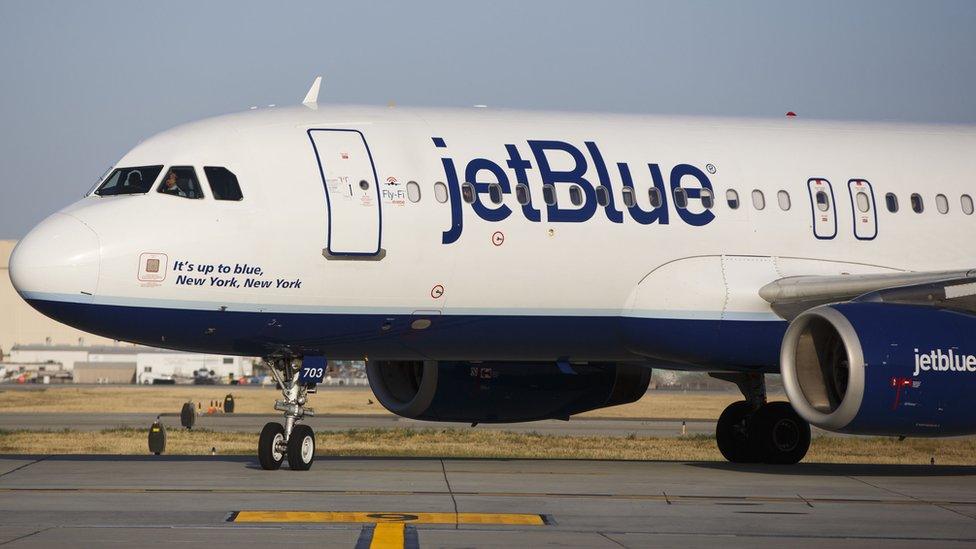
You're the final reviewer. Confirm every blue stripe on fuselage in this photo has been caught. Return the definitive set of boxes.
[24,298,786,371]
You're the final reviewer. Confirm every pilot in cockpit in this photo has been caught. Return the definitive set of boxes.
[123,171,143,191]
[160,169,187,197]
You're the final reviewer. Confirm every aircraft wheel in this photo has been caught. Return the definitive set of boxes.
[258,422,286,470]
[716,401,760,463]
[287,424,315,471]
[749,402,811,464]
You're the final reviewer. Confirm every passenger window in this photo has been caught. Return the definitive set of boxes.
[700,188,714,209]
[726,189,740,209]
[433,182,448,203]
[158,167,204,199]
[648,188,663,208]
[752,189,766,210]
[885,193,898,213]
[542,184,556,206]
[461,182,475,204]
[595,185,609,207]
[488,183,503,205]
[856,192,870,213]
[95,165,163,196]
[910,193,924,213]
[203,167,243,201]
[621,187,635,208]
[406,181,421,203]
[569,185,583,206]
[815,191,829,212]
[673,188,688,209]
[516,184,531,205]
[962,194,974,215]
[777,190,791,211]
[936,193,949,214]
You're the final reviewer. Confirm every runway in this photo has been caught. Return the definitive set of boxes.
[0,412,718,437]
[0,455,974,547]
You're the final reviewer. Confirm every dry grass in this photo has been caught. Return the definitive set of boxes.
[0,428,972,465]
[0,386,744,419]
[580,392,745,419]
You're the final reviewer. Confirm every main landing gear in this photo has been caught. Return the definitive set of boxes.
[258,358,316,471]
[711,372,811,464]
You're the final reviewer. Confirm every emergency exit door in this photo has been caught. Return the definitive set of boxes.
[807,178,837,240]
[847,179,877,240]
[308,129,382,257]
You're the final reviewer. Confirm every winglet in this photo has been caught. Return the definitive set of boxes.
[303,76,322,106]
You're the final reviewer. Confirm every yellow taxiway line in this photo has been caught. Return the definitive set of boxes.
[230,510,546,548]
[231,510,545,525]
[369,522,406,549]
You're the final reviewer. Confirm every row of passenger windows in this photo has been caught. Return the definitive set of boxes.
[884,192,974,215]
[94,165,243,201]
[404,180,976,217]
[408,181,719,210]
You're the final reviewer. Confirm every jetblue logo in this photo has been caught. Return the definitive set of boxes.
[913,348,976,376]
[433,137,716,244]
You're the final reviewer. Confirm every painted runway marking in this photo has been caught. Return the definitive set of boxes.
[236,511,543,549]
[230,510,545,525]
[370,523,404,548]
[354,523,420,549]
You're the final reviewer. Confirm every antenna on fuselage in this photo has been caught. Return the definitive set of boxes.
[303,76,323,107]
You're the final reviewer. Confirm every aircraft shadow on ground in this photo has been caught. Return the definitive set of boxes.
[690,461,976,477]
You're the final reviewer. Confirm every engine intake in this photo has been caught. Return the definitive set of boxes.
[780,306,865,431]
[366,360,651,423]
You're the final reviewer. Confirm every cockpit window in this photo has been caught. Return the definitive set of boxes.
[204,167,243,201]
[158,166,204,199]
[94,165,163,196]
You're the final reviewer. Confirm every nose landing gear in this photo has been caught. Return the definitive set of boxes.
[711,372,810,464]
[258,358,317,471]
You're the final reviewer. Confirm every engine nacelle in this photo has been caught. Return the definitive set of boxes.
[366,360,651,423]
[781,302,976,436]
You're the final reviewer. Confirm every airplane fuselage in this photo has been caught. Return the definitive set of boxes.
[11,105,976,370]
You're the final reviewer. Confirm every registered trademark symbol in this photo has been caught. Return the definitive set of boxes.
[706,163,717,174]
[430,284,445,299]
[491,231,505,246]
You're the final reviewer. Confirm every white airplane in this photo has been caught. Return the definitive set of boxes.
[9,77,976,470]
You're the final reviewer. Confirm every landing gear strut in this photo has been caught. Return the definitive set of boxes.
[710,372,810,464]
[258,358,316,471]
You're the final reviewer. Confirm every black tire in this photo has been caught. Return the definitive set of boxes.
[749,402,811,465]
[180,402,196,430]
[716,401,760,463]
[287,424,315,471]
[258,422,286,470]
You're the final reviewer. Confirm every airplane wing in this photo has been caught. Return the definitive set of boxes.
[759,269,976,320]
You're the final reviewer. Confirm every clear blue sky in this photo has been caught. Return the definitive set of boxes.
[1,0,974,238]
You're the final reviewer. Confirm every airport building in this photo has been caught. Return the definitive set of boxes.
[6,343,255,384]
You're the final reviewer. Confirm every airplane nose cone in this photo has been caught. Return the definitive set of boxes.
[9,213,100,298]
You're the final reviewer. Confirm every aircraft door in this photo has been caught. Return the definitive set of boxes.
[847,179,877,240]
[807,178,836,240]
[308,129,383,257]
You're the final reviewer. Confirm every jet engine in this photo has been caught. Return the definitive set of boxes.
[780,302,976,436]
[365,360,651,423]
